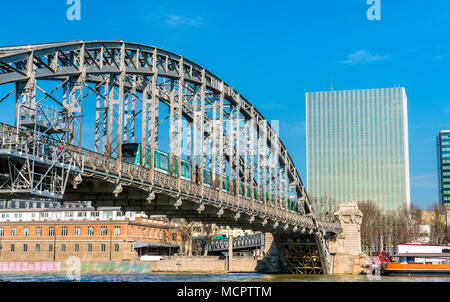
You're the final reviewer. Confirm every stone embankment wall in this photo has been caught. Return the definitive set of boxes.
[0,256,261,274]
[150,256,260,273]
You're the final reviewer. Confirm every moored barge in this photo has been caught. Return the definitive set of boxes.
[383,244,450,276]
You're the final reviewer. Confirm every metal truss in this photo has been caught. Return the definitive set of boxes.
[0,41,338,273]
[207,233,265,253]
[276,233,324,274]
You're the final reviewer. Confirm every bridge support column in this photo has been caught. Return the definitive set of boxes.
[331,202,364,275]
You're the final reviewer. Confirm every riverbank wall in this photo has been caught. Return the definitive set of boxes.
[150,256,261,273]
[0,256,263,274]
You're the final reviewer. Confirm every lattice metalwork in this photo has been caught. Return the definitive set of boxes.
[276,233,325,274]
[0,41,339,273]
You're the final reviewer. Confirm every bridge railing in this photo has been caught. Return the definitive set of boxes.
[0,122,341,234]
[207,233,265,252]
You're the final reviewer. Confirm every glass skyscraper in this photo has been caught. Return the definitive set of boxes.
[437,130,450,207]
[306,87,411,214]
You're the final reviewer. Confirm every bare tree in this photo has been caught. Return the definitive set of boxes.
[200,224,219,256]
[172,219,202,256]
[357,201,423,254]
[429,203,447,245]
[357,201,382,252]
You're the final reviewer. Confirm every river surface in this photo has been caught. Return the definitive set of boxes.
[1,273,449,282]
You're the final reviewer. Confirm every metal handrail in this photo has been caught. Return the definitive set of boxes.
[0,122,341,233]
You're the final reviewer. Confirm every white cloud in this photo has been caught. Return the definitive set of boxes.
[165,15,203,28]
[339,50,389,65]
[410,173,438,189]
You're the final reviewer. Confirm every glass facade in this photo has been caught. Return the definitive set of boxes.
[437,130,450,207]
[306,88,411,214]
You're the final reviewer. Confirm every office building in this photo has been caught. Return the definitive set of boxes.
[0,208,182,262]
[437,130,450,207]
[306,87,410,213]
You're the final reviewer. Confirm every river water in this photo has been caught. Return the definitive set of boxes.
[1,273,449,282]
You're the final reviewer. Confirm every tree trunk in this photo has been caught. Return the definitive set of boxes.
[203,237,210,256]
[188,236,193,256]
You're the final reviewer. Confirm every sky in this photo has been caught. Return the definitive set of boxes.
[0,0,449,209]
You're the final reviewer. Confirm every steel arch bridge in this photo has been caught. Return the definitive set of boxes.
[0,41,340,274]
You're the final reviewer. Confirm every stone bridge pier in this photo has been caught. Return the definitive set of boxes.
[260,202,364,275]
[328,202,364,274]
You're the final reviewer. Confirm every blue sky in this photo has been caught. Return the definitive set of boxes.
[1,0,449,209]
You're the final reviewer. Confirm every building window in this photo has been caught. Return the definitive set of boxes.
[10,244,15,252]
[74,226,80,236]
[74,244,79,252]
[14,213,22,218]
[36,227,42,236]
[23,227,29,236]
[1,213,9,219]
[104,211,113,218]
[65,212,74,218]
[88,226,94,236]
[100,226,108,236]
[172,233,177,241]
[114,244,119,252]
[0,227,4,237]
[10,227,16,236]
[49,244,53,252]
[88,244,92,252]
[101,244,106,252]
[77,212,86,217]
[61,244,66,252]
[23,244,28,252]
[49,227,55,236]
[143,229,146,237]
[61,227,68,236]
[91,211,100,217]
[36,244,40,252]
[114,226,121,236]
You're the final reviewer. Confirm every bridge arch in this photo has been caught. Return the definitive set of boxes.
[0,41,339,273]
[0,41,313,212]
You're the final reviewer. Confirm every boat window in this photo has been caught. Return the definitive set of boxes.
[407,256,414,264]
